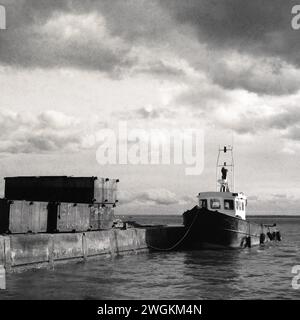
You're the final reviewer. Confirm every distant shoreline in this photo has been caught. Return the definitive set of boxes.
[248,215,300,218]
[116,214,300,218]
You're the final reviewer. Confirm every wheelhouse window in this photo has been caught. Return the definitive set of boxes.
[199,199,207,209]
[210,198,221,209]
[224,199,234,210]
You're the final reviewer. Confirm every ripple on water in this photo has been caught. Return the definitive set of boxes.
[0,218,300,299]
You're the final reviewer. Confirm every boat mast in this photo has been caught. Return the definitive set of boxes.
[216,145,234,192]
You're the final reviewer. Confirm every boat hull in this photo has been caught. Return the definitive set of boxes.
[181,206,273,249]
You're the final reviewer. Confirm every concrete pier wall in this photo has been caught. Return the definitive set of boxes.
[0,236,5,265]
[0,225,186,272]
[0,228,156,272]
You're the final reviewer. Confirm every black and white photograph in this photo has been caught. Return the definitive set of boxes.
[0,0,300,310]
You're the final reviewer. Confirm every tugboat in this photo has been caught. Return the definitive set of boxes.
[182,146,281,249]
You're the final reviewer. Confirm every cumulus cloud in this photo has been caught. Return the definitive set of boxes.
[0,1,135,74]
[37,110,80,129]
[208,55,300,96]
[118,188,191,206]
[162,0,298,65]
[1,0,300,96]
[246,191,300,214]
[133,60,186,79]
[272,193,288,199]
[174,81,231,110]
[159,0,300,96]
[0,0,185,78]
[216,105,300,139]
[132,105,179,120]
[2,0,300,150]
[0,109,93,153]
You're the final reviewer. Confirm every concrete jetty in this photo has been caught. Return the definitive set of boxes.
[0,226,185,272]
[0,175,186,273]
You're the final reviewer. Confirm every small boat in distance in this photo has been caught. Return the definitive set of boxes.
[182,146,281,249]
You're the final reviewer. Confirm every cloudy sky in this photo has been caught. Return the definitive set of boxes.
[1,0,300,215]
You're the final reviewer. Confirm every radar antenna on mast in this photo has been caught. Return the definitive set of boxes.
[216,145,234,192]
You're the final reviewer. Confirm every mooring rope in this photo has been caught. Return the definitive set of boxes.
[147,213,199,251]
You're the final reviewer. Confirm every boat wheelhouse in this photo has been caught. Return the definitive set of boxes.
[197,191,247,220]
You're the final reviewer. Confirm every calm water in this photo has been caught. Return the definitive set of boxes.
[1,215,300,300]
